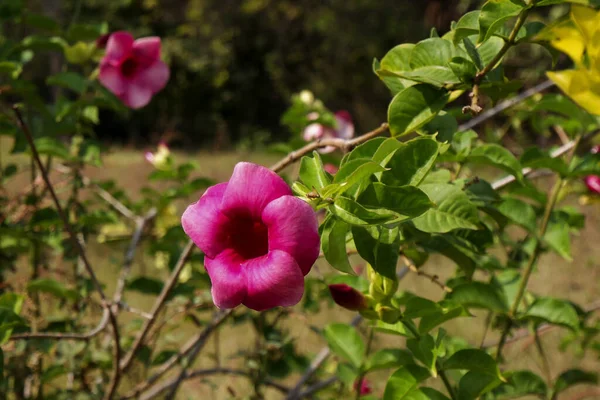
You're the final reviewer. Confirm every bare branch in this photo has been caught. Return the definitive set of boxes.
[10,308,110,341]
[139,367,289,399]
[119,240,195,372]
[401,255,452,293]
[270,123,389,173]
[121,309,233,399]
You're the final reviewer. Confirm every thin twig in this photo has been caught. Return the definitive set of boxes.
[165,309,235,398]
[298,376,338,398]
[119,240,195,372]
[401,255,452,293]
[285,315,361,400]
[121,309,233,399]
[13,107,124,400]
[139,367,288,399]
[10,308,110,341]
[270,123,389,173]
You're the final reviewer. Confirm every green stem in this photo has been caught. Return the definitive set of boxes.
[496,134,581,360]
[401,320,457,400]
[355,328,375,400]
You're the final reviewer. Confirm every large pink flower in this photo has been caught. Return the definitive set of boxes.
[302,110,355,153]
[98,31,170,109]
[182,162,320,311]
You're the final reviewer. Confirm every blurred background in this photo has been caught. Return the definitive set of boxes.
[3,0,557,150]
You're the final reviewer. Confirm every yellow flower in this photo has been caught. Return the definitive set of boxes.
[543,5,600,115]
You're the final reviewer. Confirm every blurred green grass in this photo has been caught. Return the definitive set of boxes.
[2,135,599,399]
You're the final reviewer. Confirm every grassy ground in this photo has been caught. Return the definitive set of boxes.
[2,136,599,399]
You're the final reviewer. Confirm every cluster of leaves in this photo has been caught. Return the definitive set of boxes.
[1,0,600,399]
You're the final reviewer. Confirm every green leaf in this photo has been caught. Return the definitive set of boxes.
[458,371,503,400]
[381,137,440,186]
[412,184,479,233]
[467,144,523,180]
[152,350,178,366]
[0,61,22,79]
[451,11,481,43]
[407,334,440,376]
[419,304,470,334]
[46,72,88,94]
[376,44,416,93]
[544,220,572,260]
[365,349,414,372]
[342,137,387,166]
[321,217,354,274]
[462,38,482,69]
[31,137,71,160]
[374,320,415,337]
[383,365,431,400]
[299,152,330,191]
[383,66,461,87]
[0,293,24,314]
[323,160,386,197]
[553,369,598,395]
[20,35,67,52]
[27,278,79,301]
[478,0,524,43]
[520,147,569,176]
[523,297,580,330]
[0,308,26,345]
[331,196,397,226]
[443,349,503,379]
[323,323,365,368]
[410,38,460,69]
[449,281,509,312]
[359,183,433,218]
[388,84,449,137]
[448,57,478,83]
[420,111,458,142]
[352,226,400,280]
[497,197,537,232]
[489,370,547,399]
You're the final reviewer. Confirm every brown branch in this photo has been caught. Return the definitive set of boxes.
[120,309,233,399]
[118,240,195,372]
[138,367,289,400]
[270,123,389,173]
[401,255,452,293]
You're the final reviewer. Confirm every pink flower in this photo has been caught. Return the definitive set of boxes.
[323,163,339,175]
[585,175,600,194]
[328,284,367,311]
[98,31,170,109]
[353,378,372,396]
[302,110,355,153]
[591,145,600,154]
[181,162,320,311]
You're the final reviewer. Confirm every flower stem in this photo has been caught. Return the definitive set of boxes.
[496,134,581,360]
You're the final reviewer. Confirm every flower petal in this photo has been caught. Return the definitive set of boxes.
[205,249,247,309]
[104,31,134,63]
[121,81,153,109]
[303,123,324,141]
[262,195,319,275]
[243,250,304,311]
[182,183,229,259]
[335,111,354,140]
[133,37,161,65]
[99,64,126,96]
[135,60,170,94]
[220,162,291,220]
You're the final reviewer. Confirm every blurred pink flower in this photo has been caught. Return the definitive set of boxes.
[585,175,600,194]
[98,31,169,109]
[302,110,355,153]
[353,378,372,396]
[144,142,171,170]
[182,162,320,311]
[591,145,600,154]
[328,284,367,311]
[324,163,339,175]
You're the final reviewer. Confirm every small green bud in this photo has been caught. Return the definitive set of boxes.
[376,304,401,324]
[367,263,398,300]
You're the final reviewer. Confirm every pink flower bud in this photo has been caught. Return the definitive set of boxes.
[323,163,338,175]
[96,33,111,49]
[328,284,367,311]
[353,378,372,396]
[585,175,600,194]
[591,145,600,154]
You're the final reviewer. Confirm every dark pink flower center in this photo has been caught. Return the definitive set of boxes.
[120,57,139,78]
[228,217,269,260]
